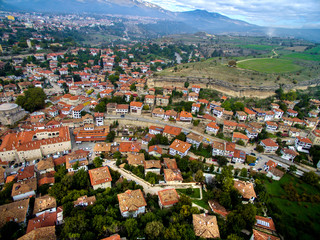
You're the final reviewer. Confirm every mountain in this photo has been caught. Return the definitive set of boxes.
[2,0,320,42]
[1,0,169,17]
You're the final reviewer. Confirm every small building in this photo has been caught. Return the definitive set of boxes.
[149,126,164,135]
[19,226,56,240]
[148,145,162,157]
[307,129,320,146]
[250,229,280,240]
[37,158,55,175]
[254,216,277,235]
[208,200,229,218]
[169,139,191,157]
[163,158,178,169]
[33,195,57,216]
[232,132,249,145]
[74,195,96,207]
[163,125,182,140]
[260,138,279,153]
[12,178,37,201]
[117,189,147,218]
[281,148,299,162]
[130,101,143,115]
[164,169,183,183]
[0,199,30,228]
[89,166,112,190]
[193,214,220,239]
[144,160,161,175]
[206,122,219,135]
[127,153,145,166]
[186,132,203,148]
[295,136,312,153]
[158,189,179,209]
[26,212,57,234]
[234,180,256,202]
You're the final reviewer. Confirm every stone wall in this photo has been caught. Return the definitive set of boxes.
[148,76,320,98]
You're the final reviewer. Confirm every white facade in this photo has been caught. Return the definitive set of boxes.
[121,206,145,218]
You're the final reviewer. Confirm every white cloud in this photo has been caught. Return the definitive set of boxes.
[144,0,320,28]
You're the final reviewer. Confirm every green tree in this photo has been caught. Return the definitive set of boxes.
[16,87,46,112]
[184,81,189,88]
[216,166,234,192]
[93,156,103,168]
[256,145,264,153]
[194,170,204,182]
[240,168,248,178]
[145,221,164,239]
[124,218,139,238]
[106,131,116,142]
[130,83,136,91]
[216,156,228,167]
[302,171,319,186]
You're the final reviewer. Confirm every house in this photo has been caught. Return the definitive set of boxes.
[264,111,274,121]
[156,95,170,106]
[144,95,155,107]
[101,234,121,240]
[0,199,30,228]
[74,195,96,207]
[208,200,229,218]
[163,169,183,183]
[144,160,161,175]
[191,103,201,113]
[152,108,165,119]
[163,125,182,140]
[250,229,280,240]
[169,139,191,157]
[260,138,279,153]
[210,100,221,110]
[158,189,179,209]
[149,126,164,135]
[26,212,57,234]
[212,141,225,156]
[273,108,284,119]
[264,160,277,171]
[244,107,256,120]
[163,158,178,169]
[72,104,84,119]
[130,101,143,115]
[164,109,178,120]
[12,178,37,201]
[191,85,201,94]
[19,226,56,240]
[223,120,237,133]
[288,127,301,137]
[193,214,220,239]
[304,117,318,129]
[33,195,56,216]
[254,216,277,234]
[236,111,247,122]
[248,122,263,133]
[223,110,233,120]
[89,166,112,190]
[93,142,111,156]
[116,104,129,115]
[287,108,298,117]
[188,92,199,102]
[186,132,203,148]
[94,112,104,126]
[212,107,224,118]
[225,142,235,158]
[281,148,299,162]
[232,149,246,163]
[127,153,145,166]
[234,180,256,202]
[148,145,162,157]
[267,167,285,181]
[117,189,147,217]
[295,136,312,153]
[17,166,36,182]
[119,142,141,154]
[308,129,320,146]
[178,111,193,122]
[65,150,89,172]
[37,158,55,175]
[232,132,249,145]
[206,122,219,135]
[265,121,278,132]
[283,100,295,109]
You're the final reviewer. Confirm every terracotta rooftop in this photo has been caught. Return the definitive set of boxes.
[164,169,183,182]
[26,212,57,233]
[0,198,30,228]
[65,149,89,170]
[37,158,54,171]
[187,132,203,142]
[144,160,161,169]
[261,138,278,147]
[74,195,96,207]
[252,229,280,240]
[207,121,219,129]
[127,153,145,165]
[117,189,147,213]
[148,145,162,154]
[88,166,112,186]
[119,142,141,153]
[12,178,37,198]
[193,214,220,239]
[17,165,35,181]
[296,136,312,144]
[163,158,178,169]
[93,142,112,153]
[101,234,121,240]
[224,120,238,127]
[19,226,56,240]
[208,200,229,218]
[234,180,256,200]
[169,139,191,154]
[158,189,179,206]
[233,132,249,140]
[33,195,57,215]
[163,125,182,136]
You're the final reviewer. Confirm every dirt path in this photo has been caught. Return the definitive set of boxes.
[236,49,278,63]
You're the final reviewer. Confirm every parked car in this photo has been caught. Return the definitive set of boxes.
[248,163,256,166]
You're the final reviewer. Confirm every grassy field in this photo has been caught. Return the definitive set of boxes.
[236,44,277,51]
[283,53,320,61]
[264,174,320,240]
[306,46,320,54]
[237,58,303,73]
[176,188,201,198]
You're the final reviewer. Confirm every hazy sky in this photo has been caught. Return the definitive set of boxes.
[144,0,320,28]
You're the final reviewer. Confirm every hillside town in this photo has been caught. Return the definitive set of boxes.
[0,10,320,240]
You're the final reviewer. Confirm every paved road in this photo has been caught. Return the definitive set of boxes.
[105,114,314,173]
